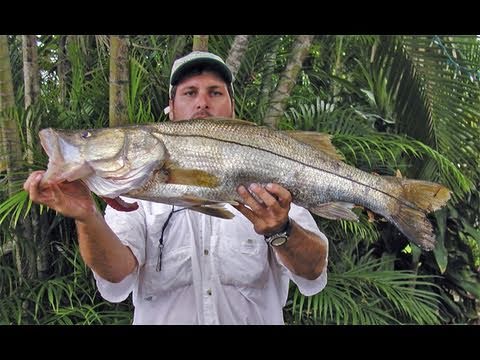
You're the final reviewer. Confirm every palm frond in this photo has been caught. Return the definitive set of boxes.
[283,97,374,133]
[333,133,472,201]
[129,35,185,120]
[211,35,288,121]
[291,257,442,324]
[0,240,133,325]
[127,56,153,123]
[0,190,29,227]
[373,35,480,197]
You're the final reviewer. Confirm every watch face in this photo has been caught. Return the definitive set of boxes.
[271,235,288,247]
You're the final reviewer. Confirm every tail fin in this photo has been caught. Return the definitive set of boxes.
[385,177,451,251]
[399,179,451,212]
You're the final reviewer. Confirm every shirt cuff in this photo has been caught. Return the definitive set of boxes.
[93,268,139,303]
[288,265,328,296]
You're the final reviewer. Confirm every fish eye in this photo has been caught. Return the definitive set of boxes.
[81,131,91,139]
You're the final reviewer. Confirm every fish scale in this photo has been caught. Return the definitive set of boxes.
[39,117,451,250]
[147,120,403,213]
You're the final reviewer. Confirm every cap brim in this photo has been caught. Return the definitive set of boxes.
[170,58,233,86]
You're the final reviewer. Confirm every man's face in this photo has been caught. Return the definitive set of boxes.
[169,71,234,121]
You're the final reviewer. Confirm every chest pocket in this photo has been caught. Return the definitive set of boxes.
[140,206,193,299]
[141,246,193,298]
[215,230,270,289]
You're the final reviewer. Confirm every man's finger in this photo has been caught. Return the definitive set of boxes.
[50,183,64,199]
[237,185,265,213]
[24,171,44,191]
[249,183,278,208]
[232,203,257,224]
[265,183,292,208]
[28,173,43,196]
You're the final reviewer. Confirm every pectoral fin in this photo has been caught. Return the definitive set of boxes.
[180,194,239,207]
[189,205,235,219]
[310,202,358,221]
[175,194,237,219]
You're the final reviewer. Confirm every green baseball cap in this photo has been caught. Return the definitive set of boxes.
[169,51,234,99]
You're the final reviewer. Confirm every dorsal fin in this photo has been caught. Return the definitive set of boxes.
[204,117,258,126]
[284,131,343,161]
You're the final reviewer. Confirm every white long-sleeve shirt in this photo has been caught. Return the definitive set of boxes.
[94,200,328,324]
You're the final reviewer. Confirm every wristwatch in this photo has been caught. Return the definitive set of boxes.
[264,218,292,247]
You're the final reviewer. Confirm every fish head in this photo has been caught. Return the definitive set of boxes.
[40,126,166,197]
[40,127,122,183]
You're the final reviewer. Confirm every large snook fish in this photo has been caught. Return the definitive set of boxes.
[39,117,450,251]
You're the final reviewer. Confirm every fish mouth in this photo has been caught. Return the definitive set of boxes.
[39,128,94,185]
[39,128,64,184]
[39,128,57,162]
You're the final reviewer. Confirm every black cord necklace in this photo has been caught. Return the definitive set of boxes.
[156,205,187,272]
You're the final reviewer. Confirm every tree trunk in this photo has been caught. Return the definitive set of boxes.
[22,35,39,280]
[166,36,188,77]
[0,35,23,194]
[192,35,208,52]
[57,35,71,105]
[109,35,130,127]
[22,35,51,280]
[263,35,314,129]
[257,39,280,121]
[331,36,343,103]
[226,35,249,79]
[22,35,40,165]
[0,35,26,278]
[172,36,188,60]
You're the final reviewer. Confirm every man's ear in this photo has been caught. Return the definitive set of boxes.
[168,99,174,121]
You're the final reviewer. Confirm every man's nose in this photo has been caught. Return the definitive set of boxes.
[196,93,209,109]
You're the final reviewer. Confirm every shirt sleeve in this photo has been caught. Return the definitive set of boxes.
[275,204,329,297]
[92,199,147,303]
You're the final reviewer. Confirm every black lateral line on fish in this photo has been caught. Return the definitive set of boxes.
[161,132,421,212]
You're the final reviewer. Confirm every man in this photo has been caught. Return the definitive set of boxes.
[23,51,328,324]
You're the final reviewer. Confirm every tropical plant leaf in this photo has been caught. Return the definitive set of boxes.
[291,257,442,324]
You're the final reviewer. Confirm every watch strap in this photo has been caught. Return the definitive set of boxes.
[264,218,292,246]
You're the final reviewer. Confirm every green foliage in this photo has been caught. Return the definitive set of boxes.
[282,35,479,324]
[375,36,480,192]
[284,97,374,134]
[0,190,30,227]
[0,35,478,325]
[209,35,287,122]
[288,256,442,325]
[0,241,133,325]
[426,195,480,323]
[127,56,153,123]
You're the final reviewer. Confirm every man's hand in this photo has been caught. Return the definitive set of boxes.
[23,170,98,222]
[234,183,291,236]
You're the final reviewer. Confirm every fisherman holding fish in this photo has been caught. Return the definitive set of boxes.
[23,51,330,324]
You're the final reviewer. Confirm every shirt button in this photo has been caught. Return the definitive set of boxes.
[204,249,209,255]
[207,289,212,296]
